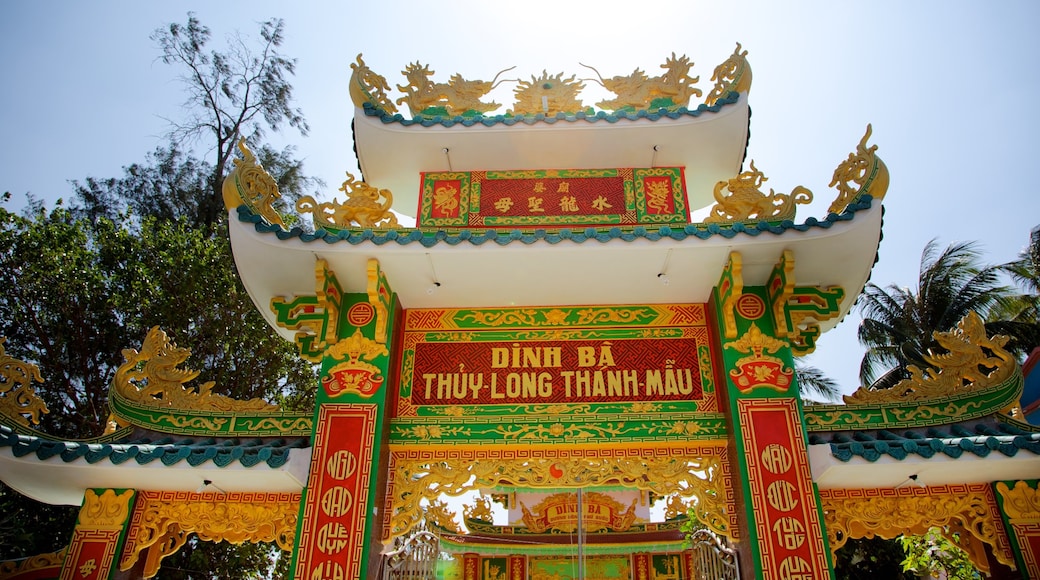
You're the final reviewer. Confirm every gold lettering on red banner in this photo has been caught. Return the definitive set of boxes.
[738,399,830,579]
[411,339,702,406]
[293,405,377,580]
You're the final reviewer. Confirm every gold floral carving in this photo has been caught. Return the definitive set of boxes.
[119,492,299,579]
[705,43,752,106]
[348,53,397,113]
[828,124,890,214]
[511,71,586,116]
[718,252,744,340]
[396,61,514,117]
[424,499,462,533]
[297,172,398,230]
[723,324,793,392]
[322,328,389,397]
[386,449,735,542]
[574,307,652,326]
[820,486,1016,575]
[325,328,388,364]
[844,312,1016,404]
[996,481,1040,522]
[582,53,702,112]
[0,548,67,577]
[221,139,286,228]
[706,161,812,224]
[766,251,845,356]
[112,327,277,412]
[463,495,494,523]
[0,337,49,426]
[80,489,135,528]
[367,259,389,344]
[663,494,690,521]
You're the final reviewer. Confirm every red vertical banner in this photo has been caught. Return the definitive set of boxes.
[508,554,526,580]
[462,553,480,580]
[293,404,378,580]
[632,553,651,580]
[736,399,830,578]
[1016,526,1040,576]
[682,550,695,578]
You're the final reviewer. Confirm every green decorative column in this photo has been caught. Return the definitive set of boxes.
[274,258,398,580]
[59,489,136,580]
[712,251,840,580]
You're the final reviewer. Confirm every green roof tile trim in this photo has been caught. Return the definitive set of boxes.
[805,365,1023,432]
[237,196,874,246]
[0,424,309,469]
[808,422,1040,463]
[362,90,742,127]
[108,389,312,438]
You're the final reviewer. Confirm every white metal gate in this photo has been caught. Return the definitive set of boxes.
[688,529,739,580]
[382,527,440,580]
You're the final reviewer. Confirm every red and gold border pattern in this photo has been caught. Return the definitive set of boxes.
[293,404,378,580]
[61,529,122,580]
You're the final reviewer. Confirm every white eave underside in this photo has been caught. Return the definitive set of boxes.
[808,444,1040,489]
[230,203,883,345]
[353,94,751,216]
[0,447,311,506]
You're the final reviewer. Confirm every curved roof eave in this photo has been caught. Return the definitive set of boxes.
[0,427,311,505]
[808,421,1040,489]
[229,196,883,345]
[353,92,750,216]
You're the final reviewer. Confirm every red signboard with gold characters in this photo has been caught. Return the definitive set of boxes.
[395,304,720,416]
[418,167,689,228]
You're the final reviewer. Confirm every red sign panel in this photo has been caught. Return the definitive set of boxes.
[479,175,627,219]
[417,168,689,228]
[411,338,703,406]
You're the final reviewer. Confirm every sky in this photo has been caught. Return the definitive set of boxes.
[1,1,1038,397]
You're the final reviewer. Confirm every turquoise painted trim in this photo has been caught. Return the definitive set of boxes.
[238,196,874,247]
[362,90,742,127]
[809,421,1040,462]
[0,424,308,468]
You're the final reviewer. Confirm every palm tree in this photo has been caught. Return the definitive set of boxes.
[856,239,1014,390]
[795,361,841,404]
[989,227,1040,355]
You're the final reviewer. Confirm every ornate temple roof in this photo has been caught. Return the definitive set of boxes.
[224,49,888,347]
